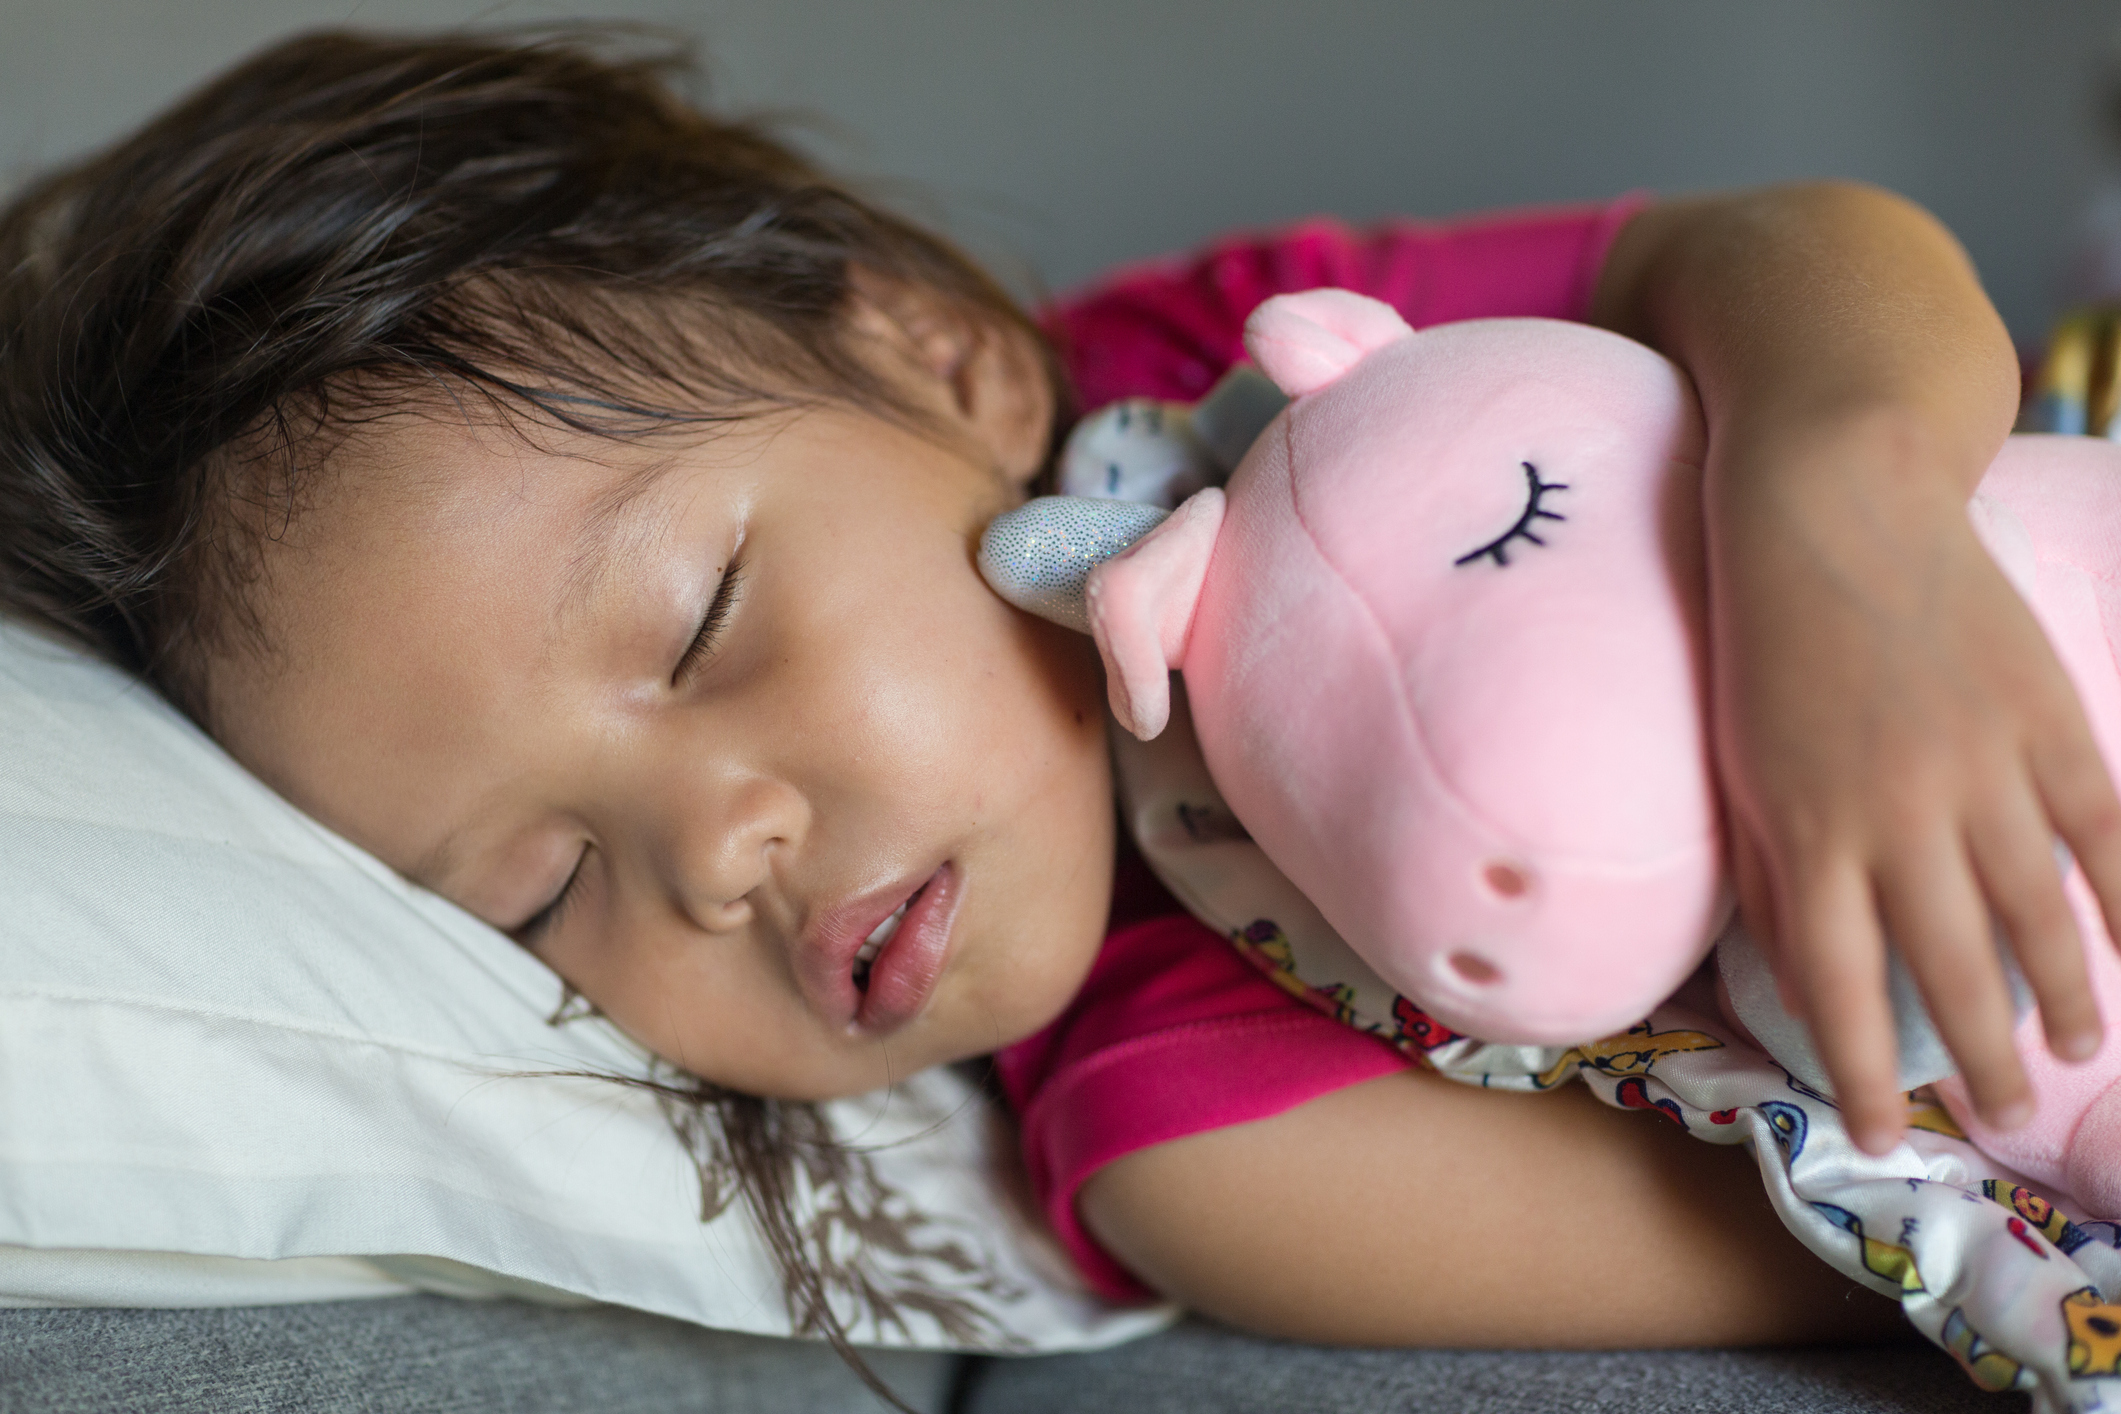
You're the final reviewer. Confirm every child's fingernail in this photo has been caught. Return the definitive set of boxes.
[1993,1099,2037,1130]
[1857,1123,1899,1154]
[2061,1030,2103,1062]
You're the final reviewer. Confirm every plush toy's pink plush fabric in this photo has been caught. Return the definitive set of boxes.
[1090,295,1718,1045]
[1933,438,2121,1214]
[1086,288,2121,1216]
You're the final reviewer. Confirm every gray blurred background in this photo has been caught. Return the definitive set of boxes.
[5,0,2120,343]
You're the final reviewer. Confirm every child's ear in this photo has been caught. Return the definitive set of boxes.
[848,268,1053,488]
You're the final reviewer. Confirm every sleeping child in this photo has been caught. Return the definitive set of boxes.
[3,27,2115,1365]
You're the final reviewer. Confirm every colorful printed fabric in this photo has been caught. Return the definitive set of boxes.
[1114,685,2121,1414]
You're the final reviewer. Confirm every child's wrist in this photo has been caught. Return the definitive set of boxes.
[1706,395,2003,511]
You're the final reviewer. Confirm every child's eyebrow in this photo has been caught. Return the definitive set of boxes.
[553,460,684,632]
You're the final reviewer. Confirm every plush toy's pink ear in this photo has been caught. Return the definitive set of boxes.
[1244,289,1415,396]
[1084,488,1226,740]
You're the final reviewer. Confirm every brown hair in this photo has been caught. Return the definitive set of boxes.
[0,24,1061,717]
[0,27,1062,1403]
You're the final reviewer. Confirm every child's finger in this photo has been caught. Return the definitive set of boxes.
[1780,859,1905,1154]
[1877,837,2032,1129]
[1727,825,1787,991]
[1966,787,2096,1062]
[2033,725,2121,961]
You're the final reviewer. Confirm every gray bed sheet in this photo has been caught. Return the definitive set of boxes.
[0,1298,2012,1414]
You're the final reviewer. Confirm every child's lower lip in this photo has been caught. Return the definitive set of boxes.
[851,863,958,1036]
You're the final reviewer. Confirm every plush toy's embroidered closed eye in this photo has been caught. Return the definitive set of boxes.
[984,287,2121,1221]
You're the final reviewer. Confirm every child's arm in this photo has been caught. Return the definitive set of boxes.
[1591,182,2121,1155]
[1081,1066,1907,1345]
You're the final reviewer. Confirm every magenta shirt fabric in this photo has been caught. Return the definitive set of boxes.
[999,196,1652,1303]
[1047,198,1649,414]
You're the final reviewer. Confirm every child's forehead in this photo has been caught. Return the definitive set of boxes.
[245,412,710,660]
[270,396,927,658]
[321,406,747,551]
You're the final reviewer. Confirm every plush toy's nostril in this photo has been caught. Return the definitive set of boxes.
[1481,861,1530,899]
[1449,951,1502,986]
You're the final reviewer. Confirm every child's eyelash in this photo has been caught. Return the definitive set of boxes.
[517,847,589,944]
[1454,462,1569,568]
[673,562,744,687]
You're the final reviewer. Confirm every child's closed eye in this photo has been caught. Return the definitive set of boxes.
[673,561,744,688]
[516,845,590,945]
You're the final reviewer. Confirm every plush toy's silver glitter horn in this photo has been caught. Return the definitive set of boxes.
[977,496,1171,633]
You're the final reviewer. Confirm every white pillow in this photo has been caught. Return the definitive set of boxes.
[0,616,1169,1351]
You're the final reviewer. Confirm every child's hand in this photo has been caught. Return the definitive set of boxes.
[1707,413,2121,1154]
[1596,182,2121,1155]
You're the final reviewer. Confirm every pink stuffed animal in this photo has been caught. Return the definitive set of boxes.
[982,287,2121,1216]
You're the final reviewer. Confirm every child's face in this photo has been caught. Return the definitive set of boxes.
[208,338,1116,1101]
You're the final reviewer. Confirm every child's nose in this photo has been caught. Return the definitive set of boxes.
[665,775,809,930]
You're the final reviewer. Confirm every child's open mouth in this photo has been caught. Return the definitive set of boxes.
[852,878,928,991]
[842,863,959,1036]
